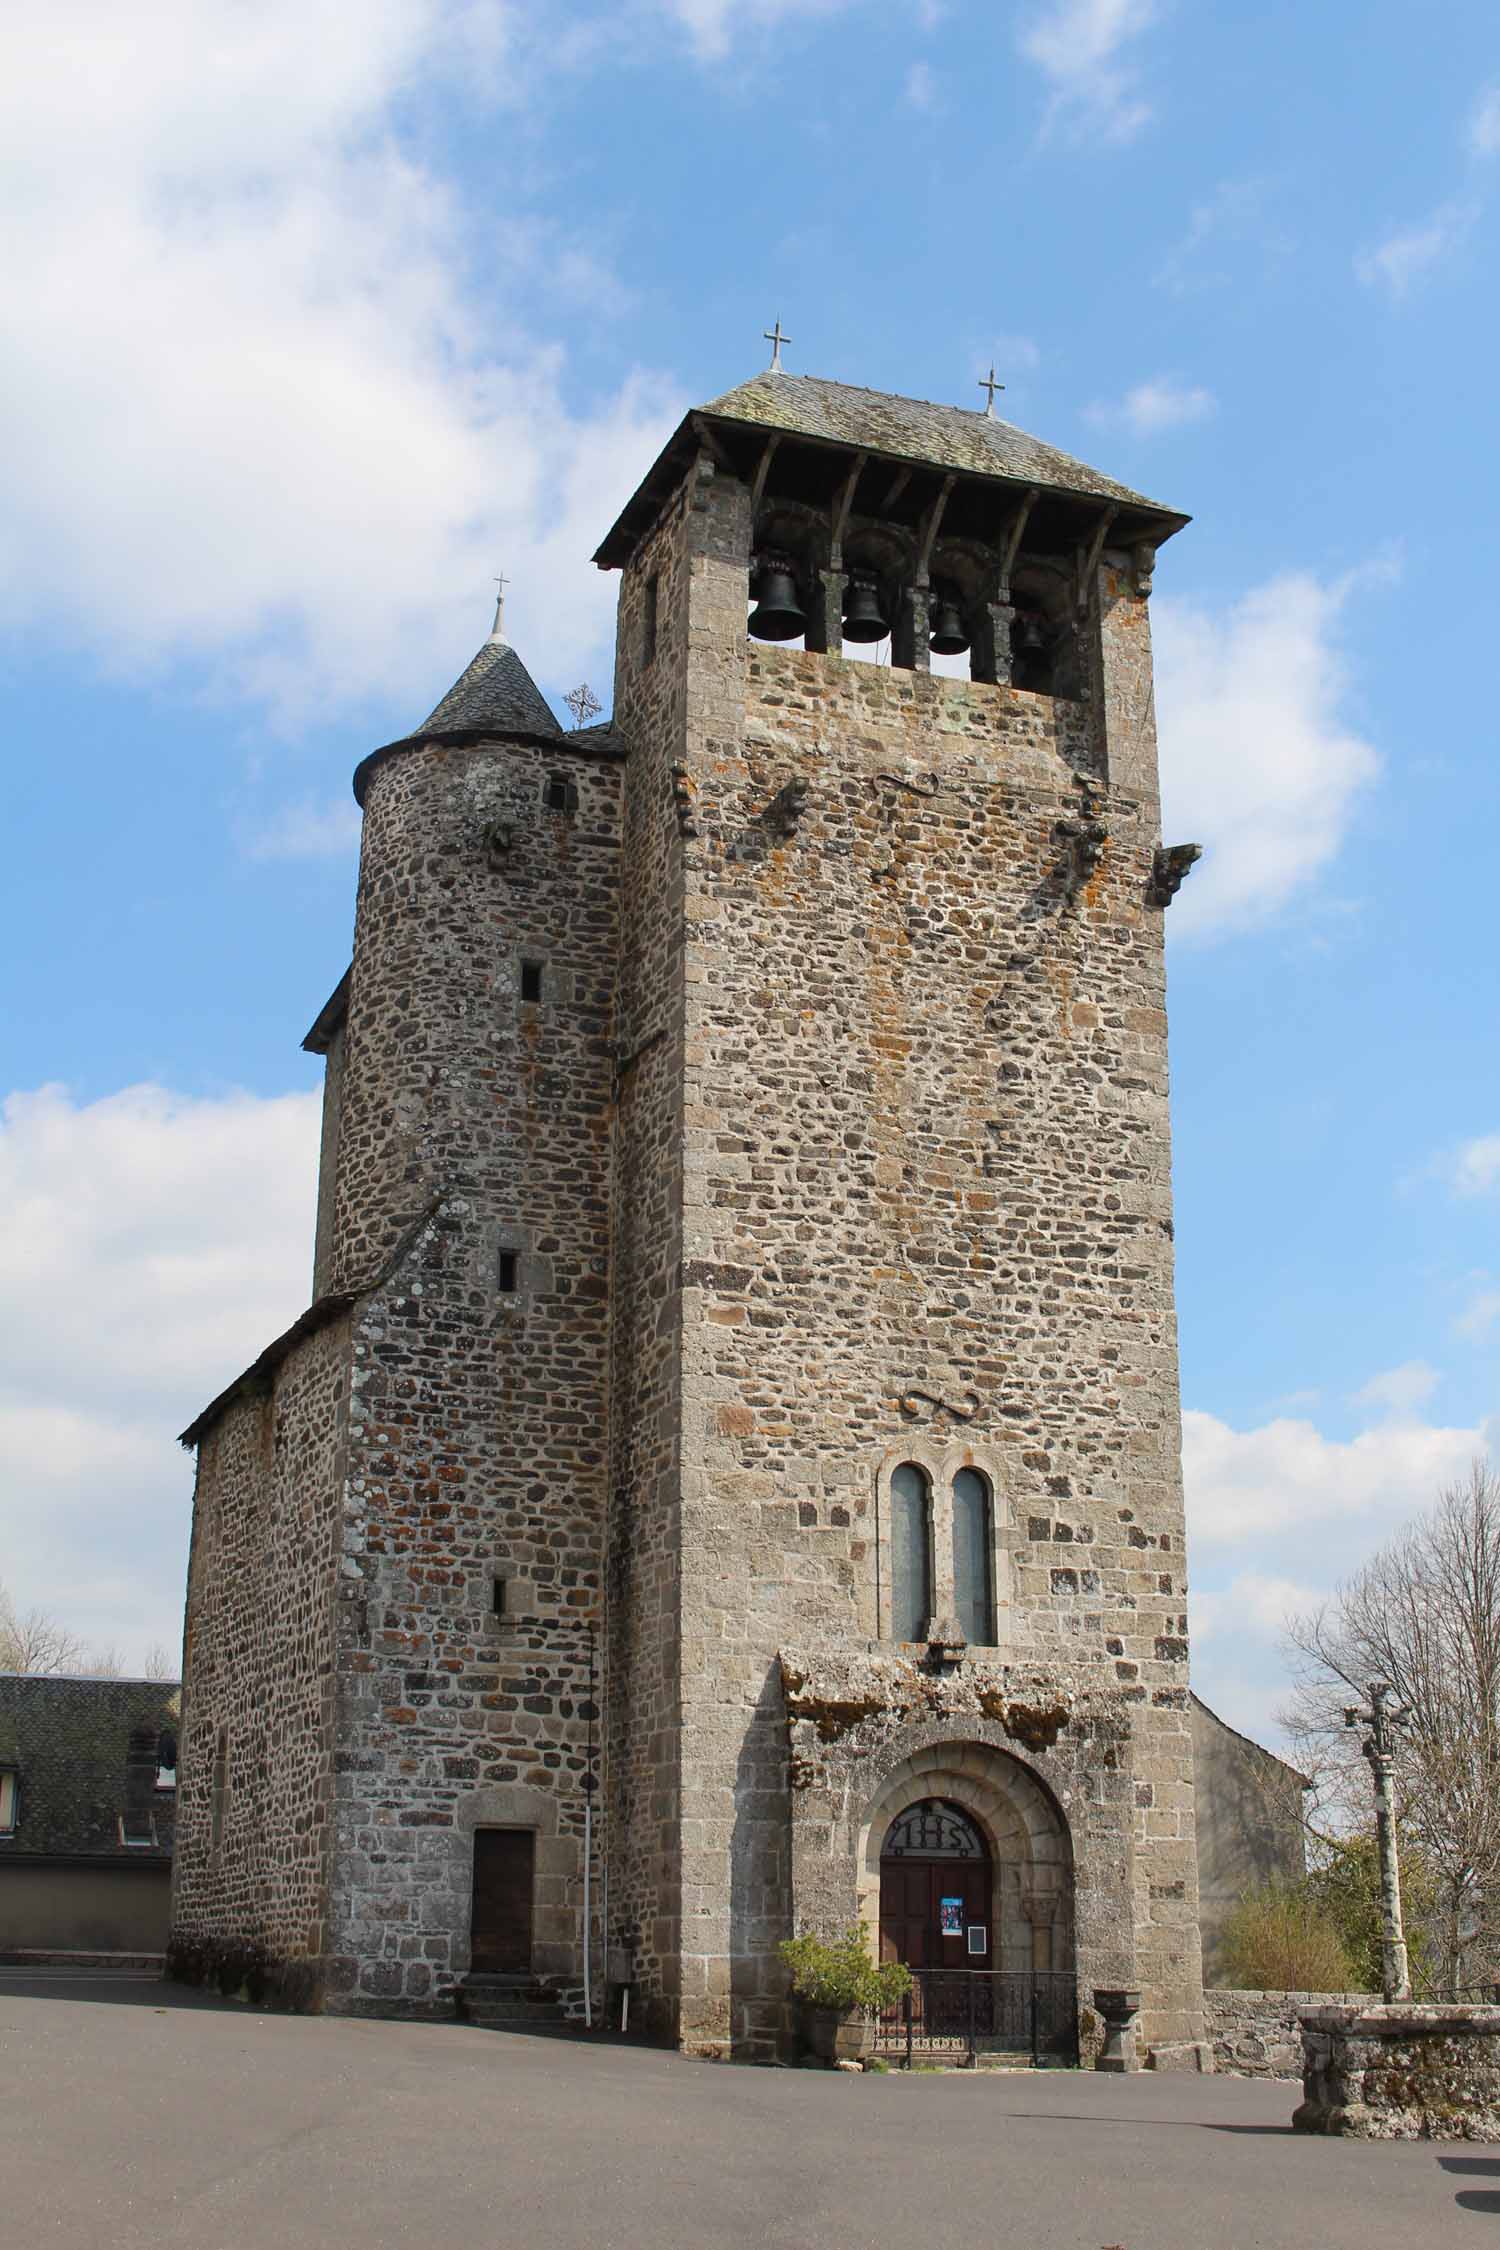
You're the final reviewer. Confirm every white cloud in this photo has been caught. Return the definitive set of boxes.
[1442,1134,1500,1197]
[1018,0,1156,142]
[1153,568,1384,939]
[0,1082,320,1669]
[1183,1395,1495,1744]
[1084,377,1216,437]
[242,797,364,863]
[906,61,938,110]
[987,334,1042,378]
[1184,1404,1483,1549]
[1355,198,1480,296]
[1470,83,1500,158]
[661,0,857,60]
[1457,1287,1500,1339]
[1155,175,1291,294]
[1350,1360,1440,1417]
[0,3,683,732]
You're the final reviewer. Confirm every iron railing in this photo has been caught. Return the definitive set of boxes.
[875,1968,1078,2068]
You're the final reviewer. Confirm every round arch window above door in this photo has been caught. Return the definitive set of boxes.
[882,1799,986,1860]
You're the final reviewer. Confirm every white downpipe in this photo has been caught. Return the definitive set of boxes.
[582,1797,593,2029]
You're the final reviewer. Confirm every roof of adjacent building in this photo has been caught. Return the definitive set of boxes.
[0,1675,180,1861]
[595,366,1189,569]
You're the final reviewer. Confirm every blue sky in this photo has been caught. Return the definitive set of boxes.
[2,0,1498,1741]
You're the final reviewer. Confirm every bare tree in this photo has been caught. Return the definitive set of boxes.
[1284,1459,1500,1996]
[0,1582,128,1678]
[0,1582,89,1674]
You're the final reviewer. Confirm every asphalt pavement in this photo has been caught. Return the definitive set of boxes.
[0,1968,1494,2249]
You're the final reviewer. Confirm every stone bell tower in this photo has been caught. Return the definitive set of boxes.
[596,365,1206,2062]
[173,352,1206,2066]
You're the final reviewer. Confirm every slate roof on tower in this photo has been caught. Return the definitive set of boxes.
[704,372,1171,508]
[595,367,1189,569]
[352,628,563,807]
[418,634,561,740]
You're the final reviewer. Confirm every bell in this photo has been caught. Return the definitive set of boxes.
[748,556,806,642]
[1015,609,1046,655]
[929,586,970,656]
[842,572,890,643]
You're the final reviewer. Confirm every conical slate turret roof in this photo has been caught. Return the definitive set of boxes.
[351,609,563,806]
[417,632,561,739]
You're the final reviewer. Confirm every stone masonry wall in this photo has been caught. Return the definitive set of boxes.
[610,461,1202,2056]
[1207,1988,1373,2079]
[603,476,698,2028]
[324,735,619,2014]
[171,1315,349,1982]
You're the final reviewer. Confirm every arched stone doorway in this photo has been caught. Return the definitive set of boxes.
[858,1742,1076,1982]
[878,1799,993,1971]
[860,1744,1077,2057]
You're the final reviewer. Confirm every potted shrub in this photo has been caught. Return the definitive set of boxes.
[779,1924,912,2064]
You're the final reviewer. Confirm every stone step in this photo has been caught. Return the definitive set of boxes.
[455,1974,563,2031]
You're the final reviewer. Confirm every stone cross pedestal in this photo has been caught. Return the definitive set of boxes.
[1295,2003,1500,2139]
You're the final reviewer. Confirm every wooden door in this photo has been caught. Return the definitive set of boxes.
[880,1857,992,1970]
[470,1829,534,1974]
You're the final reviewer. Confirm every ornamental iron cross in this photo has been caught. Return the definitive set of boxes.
[764,320,790,374]
[978,366,1005,417]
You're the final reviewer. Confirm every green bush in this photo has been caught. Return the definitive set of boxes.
[1304,1833,1440,1995]
[778,1924,912,2012]
[1217,1881,1357,1992]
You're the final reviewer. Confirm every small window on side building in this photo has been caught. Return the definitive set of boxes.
[543,775,578,813]
[0,1772,16,1835]
[519,960,544,1005]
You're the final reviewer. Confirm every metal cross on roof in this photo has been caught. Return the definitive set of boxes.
[763,320,790,374]
[978,366,1005,417]
[490,571,509,639]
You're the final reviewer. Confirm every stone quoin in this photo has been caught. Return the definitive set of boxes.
[171,361,1208,2061]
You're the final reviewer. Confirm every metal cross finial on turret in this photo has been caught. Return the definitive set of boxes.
[763,319,790,374]
[978,366,1005,418]
[489,572,509,643]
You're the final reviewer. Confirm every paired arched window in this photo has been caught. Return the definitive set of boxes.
[890,1463,932,1643]
[889,1463,996,1645]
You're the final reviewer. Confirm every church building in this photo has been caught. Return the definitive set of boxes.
[172,355,1208,2064]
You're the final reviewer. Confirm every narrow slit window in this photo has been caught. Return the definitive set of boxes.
[890,1463,932,1644]
[519,960,543,1004]
[642,573,659,666]
[492,1575,508,1618]
[0,1772,15,1834]
[498,1250,520,1295]
[952,1468,995,1645]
